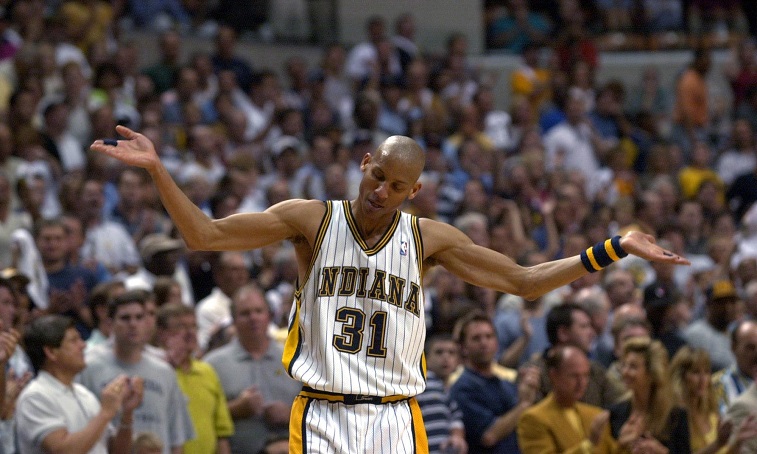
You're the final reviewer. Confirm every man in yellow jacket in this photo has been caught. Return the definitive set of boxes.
[517,345,613,453]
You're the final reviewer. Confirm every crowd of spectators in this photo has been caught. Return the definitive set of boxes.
[0,0,756,453]
[485,0,756,52]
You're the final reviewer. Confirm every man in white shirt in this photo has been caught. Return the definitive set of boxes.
[16,315,143,454]
[196,251,250,352]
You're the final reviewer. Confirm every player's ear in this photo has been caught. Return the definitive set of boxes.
[407,182,422,200]
[359,153,372,171]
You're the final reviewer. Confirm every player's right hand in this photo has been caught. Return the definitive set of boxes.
[90,125,160,172]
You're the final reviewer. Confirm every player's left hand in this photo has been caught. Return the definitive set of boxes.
[620,231,690,265]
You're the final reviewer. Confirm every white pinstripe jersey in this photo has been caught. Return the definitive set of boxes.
[283,200,427,397]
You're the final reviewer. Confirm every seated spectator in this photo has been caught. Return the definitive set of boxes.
[716,118,757,186]
[607,338,689,452]
[125,0,191,32]
[605,316,651,394]
[78,179,140,276]
[640,0,684,36]
[687,0,748,43]
[725,380,757,453]
[678,142,723,202]
[450,312,540,453]
[124,233,194,307]
[85,281,126,353]
[517,345,613,453]
[195,251,249,352]
[670,346,757,453]
[416,335,468,454]
[36,218,104,337]
[671,48,712,156]
[531,303,625,409]
[156,304,234,453]
[712,320,757,414]
[142,30,182,95]
[595,0,632,33]
[16,314,143,454]
[77,291,195,453]
[487,0,551,53]
[0,172,32,270]
[510,43,551,112]
[204,284,301,454]
[683,280,740,372]
[109,168,172,245]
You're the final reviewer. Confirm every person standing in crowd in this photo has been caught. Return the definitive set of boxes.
[204,284,300,454]
[416,334,468,454]
[77,291,195,454]
[91,126,687,453]
[156,304,234,454]
[450,312,540,453]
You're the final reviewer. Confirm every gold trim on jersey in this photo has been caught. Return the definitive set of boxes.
[409,398,430,454]
[289,395,309,454]
[411,215,423,277]
[282,293,303,375]
[295,200,333,298]
[342,200,400,256]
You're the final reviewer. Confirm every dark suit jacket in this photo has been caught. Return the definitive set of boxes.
[608,400,691,454]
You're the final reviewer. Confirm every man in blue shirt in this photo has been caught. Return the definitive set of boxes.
[450,312,540,453]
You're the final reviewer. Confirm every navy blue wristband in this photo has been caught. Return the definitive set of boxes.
[580,236,628,273]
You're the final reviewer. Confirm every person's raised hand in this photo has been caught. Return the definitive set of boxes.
[90,125,160,172]
[122,376,144,413]
[589,411,610,446]
[620,231,690,266]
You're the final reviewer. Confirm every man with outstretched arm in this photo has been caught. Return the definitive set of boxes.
[91,126,688,454]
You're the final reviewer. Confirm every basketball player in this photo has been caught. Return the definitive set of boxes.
[91,126,689,453]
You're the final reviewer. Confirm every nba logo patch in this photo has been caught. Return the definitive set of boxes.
[400,240,408,256]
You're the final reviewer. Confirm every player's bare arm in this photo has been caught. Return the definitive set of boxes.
[91,126,325,252]
[422,219,689,301]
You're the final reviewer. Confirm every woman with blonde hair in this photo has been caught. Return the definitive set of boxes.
[608,337,690,453]
[670,346,757,454]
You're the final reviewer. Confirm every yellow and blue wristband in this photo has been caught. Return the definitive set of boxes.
[580,235,628,273]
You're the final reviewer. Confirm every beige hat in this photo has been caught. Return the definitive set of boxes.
[0,268,30,286]
[139,234,184,263]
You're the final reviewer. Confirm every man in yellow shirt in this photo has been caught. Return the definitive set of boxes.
[157,304,234,454]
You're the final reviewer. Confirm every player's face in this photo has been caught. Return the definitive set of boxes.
[357,152,420,218]
[426,340,459,380]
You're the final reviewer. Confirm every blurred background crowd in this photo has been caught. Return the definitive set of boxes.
[0,0,755,453]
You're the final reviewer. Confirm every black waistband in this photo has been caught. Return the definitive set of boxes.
[299,386,410,405]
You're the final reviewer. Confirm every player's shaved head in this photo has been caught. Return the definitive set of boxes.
[374,136,426,183]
